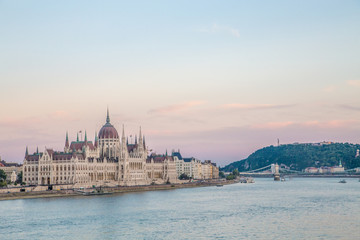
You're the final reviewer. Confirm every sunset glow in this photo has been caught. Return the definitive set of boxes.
[0,0,359,166]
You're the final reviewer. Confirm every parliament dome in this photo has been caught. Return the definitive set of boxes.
[98,109,119,139]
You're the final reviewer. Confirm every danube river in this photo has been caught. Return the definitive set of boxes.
[1,178,360,239]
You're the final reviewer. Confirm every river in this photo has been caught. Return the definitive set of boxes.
[1,178,359,239]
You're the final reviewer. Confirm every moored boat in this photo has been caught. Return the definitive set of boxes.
[82,190,112,196]
[239,177,255,183]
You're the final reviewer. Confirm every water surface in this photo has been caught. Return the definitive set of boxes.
[1,178,359,239]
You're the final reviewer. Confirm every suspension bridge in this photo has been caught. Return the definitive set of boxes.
[239,164,359,176]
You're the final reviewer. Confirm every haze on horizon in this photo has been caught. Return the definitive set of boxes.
[0,0,359,166]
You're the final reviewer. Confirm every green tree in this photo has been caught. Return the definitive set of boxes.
[0,169,6,182]
[0,169,7,187]
[179,173,190,180]
[219,171,226,178]
[226,174,235,180]
[221,143,360,172]
[16,171,23,184]
[232,169,239,176]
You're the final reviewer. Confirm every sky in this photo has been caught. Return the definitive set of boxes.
[0,0,360,166]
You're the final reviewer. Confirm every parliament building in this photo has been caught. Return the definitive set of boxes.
[22,110,178,187]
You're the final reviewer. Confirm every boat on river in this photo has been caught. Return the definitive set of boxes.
[239,177,255,183]
[339,179,346,183]
[76,187,113,196]
[82,190,113,196]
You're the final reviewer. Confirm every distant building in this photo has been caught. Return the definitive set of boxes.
[211,163,219,179]
[331,160,344,173]
[10,171,17,183]
[305,167,318,173]
[305,160,344,174]
[172,151,219,179]
[0,159,22,182]
[311,141,334,146]
[318,166,332,174]
[23,110,177,187]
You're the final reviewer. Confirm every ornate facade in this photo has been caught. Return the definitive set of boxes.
[172,151,219,180]
[22,110,177,187]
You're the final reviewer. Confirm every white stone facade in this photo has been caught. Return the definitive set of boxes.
[172,151,219,180]
[23,110,177,187]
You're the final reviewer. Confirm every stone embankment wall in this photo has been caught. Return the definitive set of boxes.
[0,179,232,201]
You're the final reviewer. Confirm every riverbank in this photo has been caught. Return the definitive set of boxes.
[0,179,238,201]
[239,173,360,178]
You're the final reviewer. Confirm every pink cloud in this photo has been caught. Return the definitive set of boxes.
[222,103,294,110]
[347,80,360,87]
[49,110,69,119]
[148,101,206,114]
[303,120,358,128]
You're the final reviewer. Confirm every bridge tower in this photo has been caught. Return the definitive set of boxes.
[274,163,280,181]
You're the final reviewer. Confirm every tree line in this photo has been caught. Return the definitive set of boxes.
[221,143,360,172]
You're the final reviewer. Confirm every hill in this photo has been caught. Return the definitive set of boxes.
[221,142,360,172]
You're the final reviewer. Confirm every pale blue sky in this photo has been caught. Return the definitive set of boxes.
[0,1,360,165]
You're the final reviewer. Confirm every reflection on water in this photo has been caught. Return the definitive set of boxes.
[1,178,360,239]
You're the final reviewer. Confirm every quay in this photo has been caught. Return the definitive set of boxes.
[0,179,238,201]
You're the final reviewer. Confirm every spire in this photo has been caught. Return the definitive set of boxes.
[94,131,98,147]
[84,131,87,143]
[77,132,79,142]
[135,135,137,145]
[143,135,146,148]
[25,146,28,157]
[138,126,143,143]
[126,137,129,145]
[36,146,39,154]
[166,149,168,156]
[106,107,110,124]
[122,124,125,139]
[65,131,69,148]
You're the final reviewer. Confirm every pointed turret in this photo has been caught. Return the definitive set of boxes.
[138,127,143,146]
[65,131,69,148]
[121,124,126,147]
[135,135,137,145]
[94,131,98,147]
[122,125,125,140]
[166,149,168,156]
[143,135,146,148]
[84,131,87,143]
[77,132,79,142]
[126,137,129,145]
[106,107,110,124]
[120,125,127,159]
[25,146,29,157]
[36,146,39,155]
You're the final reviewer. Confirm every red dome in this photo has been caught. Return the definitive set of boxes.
[98,108,119,139]
[98,123,119,139]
